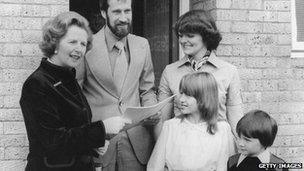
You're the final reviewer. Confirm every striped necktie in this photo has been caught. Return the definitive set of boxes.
[113,41,128,94]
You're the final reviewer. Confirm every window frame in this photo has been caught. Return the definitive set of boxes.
[291,0,304,58]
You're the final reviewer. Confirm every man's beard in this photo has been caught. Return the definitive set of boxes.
[106,14,131,39]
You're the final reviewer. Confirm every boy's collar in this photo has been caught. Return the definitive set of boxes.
[237,149,270,166]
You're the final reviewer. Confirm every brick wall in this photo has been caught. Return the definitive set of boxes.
[0,1,68,170]
[1,0,304,170]
[191,0,304,165]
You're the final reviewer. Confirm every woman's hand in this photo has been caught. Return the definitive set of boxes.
[95,140,110,156]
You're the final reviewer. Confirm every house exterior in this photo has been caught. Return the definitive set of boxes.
[0,0,303,170]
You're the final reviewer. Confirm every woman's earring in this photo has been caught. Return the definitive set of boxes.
[54,50,58,54]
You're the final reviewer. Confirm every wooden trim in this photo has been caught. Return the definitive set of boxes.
[169,0,180,63]
[291,50,304,58]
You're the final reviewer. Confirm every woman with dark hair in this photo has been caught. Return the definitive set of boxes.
[156,10,243,139]
[20,11,127,171]
[148,72,235,170]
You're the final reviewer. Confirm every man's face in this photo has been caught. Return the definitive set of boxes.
[102,0,132,39]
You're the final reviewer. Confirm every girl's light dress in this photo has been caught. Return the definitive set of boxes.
[147,117,235,171]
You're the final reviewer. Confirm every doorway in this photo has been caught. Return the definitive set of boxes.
[70,0,179,86]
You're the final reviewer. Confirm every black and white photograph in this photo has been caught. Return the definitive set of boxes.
[0,0,303,170]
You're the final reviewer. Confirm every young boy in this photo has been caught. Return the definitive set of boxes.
[227,110,288,171]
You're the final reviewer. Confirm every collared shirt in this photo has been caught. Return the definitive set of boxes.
[104,26,130,74]
[158,51,243,136]
[237,149,271,166]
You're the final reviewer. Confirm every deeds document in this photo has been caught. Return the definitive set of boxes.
[123,94,176,123]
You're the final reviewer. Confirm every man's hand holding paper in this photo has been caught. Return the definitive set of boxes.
[141,111,161,127]
[123,95,176,124]
[103,116,132,134]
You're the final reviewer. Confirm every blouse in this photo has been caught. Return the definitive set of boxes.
[148,118,236,171]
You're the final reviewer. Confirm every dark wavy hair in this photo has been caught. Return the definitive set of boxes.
[39,11,93,58]
[99,0,132,12]
[174,10,222,51]
[179,72,219,134]
[237,110,278,148]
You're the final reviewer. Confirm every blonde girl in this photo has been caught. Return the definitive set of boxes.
[148,72,235,171]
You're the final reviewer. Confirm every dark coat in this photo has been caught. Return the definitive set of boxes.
[20,58,106,171]
[227,153,288,171]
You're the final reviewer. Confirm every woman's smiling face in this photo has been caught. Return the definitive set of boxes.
[51,25,88,68]
[178,33,206,58]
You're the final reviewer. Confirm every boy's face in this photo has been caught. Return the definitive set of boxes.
[238,134,265,156]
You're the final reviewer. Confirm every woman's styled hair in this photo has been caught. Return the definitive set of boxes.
[179,72,219,134]
[174,10,222,51]
[237,110,278,148]
[39,11,93,58]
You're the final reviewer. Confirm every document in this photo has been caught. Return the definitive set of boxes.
[123,94,176,123]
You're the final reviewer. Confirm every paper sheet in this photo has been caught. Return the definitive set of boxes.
[123,94,176,123]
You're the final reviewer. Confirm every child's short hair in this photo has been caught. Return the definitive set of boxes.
[236,110,278,148]
[179,72,219,134]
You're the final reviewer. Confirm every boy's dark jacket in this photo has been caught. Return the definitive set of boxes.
[20,58,106,171]
[227,153,288,171]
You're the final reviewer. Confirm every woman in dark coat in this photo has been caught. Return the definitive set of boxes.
[19,11,124,171]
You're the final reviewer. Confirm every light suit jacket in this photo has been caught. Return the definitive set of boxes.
[76,27,157,166]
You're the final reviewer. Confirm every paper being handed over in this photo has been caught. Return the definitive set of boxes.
[123,94,176,123]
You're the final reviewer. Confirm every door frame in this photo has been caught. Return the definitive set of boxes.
[179,0,190,15]
[178,0,190,59]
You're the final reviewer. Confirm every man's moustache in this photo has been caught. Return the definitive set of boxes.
[116,23,129,26]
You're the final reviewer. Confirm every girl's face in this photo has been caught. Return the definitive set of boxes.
[178,32,206,58]
[51,25,88,68]
[178,93,200,116]
[237,134,265,157]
